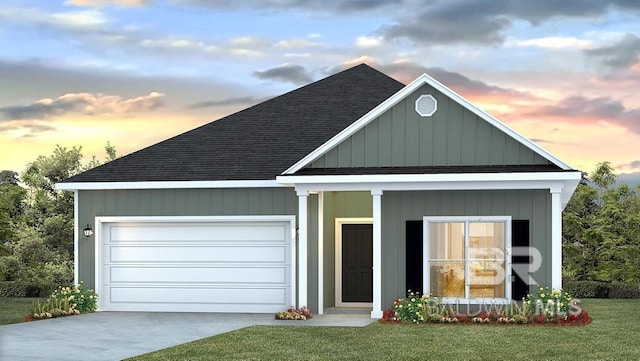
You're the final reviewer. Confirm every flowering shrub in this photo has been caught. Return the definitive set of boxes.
[31,298,80,320]
[381,287,591,326]
[382,307,400,323]
[28,282,97,321]
[440,316,459,323]
[50,282,98,314]
[393,291,443,324]
[275,306,313,320]
[523,286,575,320]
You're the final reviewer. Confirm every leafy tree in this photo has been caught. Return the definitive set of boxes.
[0,170,20,186]
[0,171,26,252]
[563,162,640,284]
[21,146,84,256]
[0,144,116,296]
[591,161,616,191]
[83,141,117,171]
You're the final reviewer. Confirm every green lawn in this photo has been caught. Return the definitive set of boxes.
[0,297,44,325]
[128,299,640,361]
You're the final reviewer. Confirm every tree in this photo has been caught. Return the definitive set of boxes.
[0,170,20,186]
[0,171,26,252]
[591,161,616,191]
[83,141,117,171]
[0,144,116,296]
[563,162,640,284]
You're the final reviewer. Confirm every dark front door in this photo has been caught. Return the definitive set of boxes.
[342,224,373,303]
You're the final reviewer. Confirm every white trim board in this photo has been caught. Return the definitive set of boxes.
[93,215,297,312]
[56,179,287,191]
[284,171,581,208]
[281,171,581,184]
[282,73,574,175]
[73,190,79,285]
[335,218,374,308]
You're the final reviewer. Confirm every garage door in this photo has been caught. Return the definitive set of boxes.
[97,216,295,313]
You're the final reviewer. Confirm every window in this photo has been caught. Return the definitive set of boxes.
[423,216,511,303]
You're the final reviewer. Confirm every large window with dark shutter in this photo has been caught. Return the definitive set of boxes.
[423,216,512,303]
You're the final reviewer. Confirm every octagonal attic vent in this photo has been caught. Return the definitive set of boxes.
[415,94,437,117]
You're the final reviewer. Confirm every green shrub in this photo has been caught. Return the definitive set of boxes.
[564,280,640,299]
[0,253,72,297]
[523,286,575,319]
[608,283,640,299]
[50,282,98,314]
[0,255,23,281]
[29,282,98,320]
[31,296,78,320]
[563,280,610,298]
[0,281,26,297]
[383,287,591,325]
[393,291,443,324]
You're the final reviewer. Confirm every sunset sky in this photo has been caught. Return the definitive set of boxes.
[1,0,639,184]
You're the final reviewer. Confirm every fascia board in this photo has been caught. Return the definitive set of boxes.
[55,179,287,191]
[279,171,582,209]
[278,171,582,185]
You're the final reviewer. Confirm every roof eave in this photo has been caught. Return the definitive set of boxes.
[55,179,287,191]
[277,171,582,208]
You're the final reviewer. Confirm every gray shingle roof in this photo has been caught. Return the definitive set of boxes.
[62,64,405,183]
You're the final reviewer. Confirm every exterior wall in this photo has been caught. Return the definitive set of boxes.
[321,191,373,309]
[381,189,551,308]
[78,187,551,313]
[310,83,551,168]
[76,188,306,305]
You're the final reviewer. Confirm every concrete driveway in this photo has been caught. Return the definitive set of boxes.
[0,312,374,361]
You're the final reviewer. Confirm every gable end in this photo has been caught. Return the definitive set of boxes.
[284,73,573,174]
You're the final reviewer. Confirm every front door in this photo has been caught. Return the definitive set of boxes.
[341,224,373,303]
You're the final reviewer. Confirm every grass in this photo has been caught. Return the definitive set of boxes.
[0,297,44,325]
[127,299,640,361]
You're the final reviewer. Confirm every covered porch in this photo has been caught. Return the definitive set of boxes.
[278,172,579,318]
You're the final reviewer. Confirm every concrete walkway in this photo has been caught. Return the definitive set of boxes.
[0,312,375,361]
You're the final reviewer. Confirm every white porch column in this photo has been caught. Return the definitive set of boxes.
[297,189,308,308]
[371,189,383,318]
[73,190,79,285]
[317,192,324,315]
[551,187,562,290]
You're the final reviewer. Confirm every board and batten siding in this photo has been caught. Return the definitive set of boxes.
[309,83,551,169]
[76,187,320,309]
[380,189,551,308]
[321,191,373,308]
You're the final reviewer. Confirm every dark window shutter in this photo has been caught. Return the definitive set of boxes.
[511,220,530,300]
[406,221,423,295]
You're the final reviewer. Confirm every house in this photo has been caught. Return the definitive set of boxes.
[57,64,581,318]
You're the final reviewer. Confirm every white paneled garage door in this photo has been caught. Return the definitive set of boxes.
[96,216,295,313]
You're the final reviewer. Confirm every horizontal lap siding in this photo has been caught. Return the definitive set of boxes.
[310,84,551,168]
[78,188,298,291]
[381,189,550,308]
